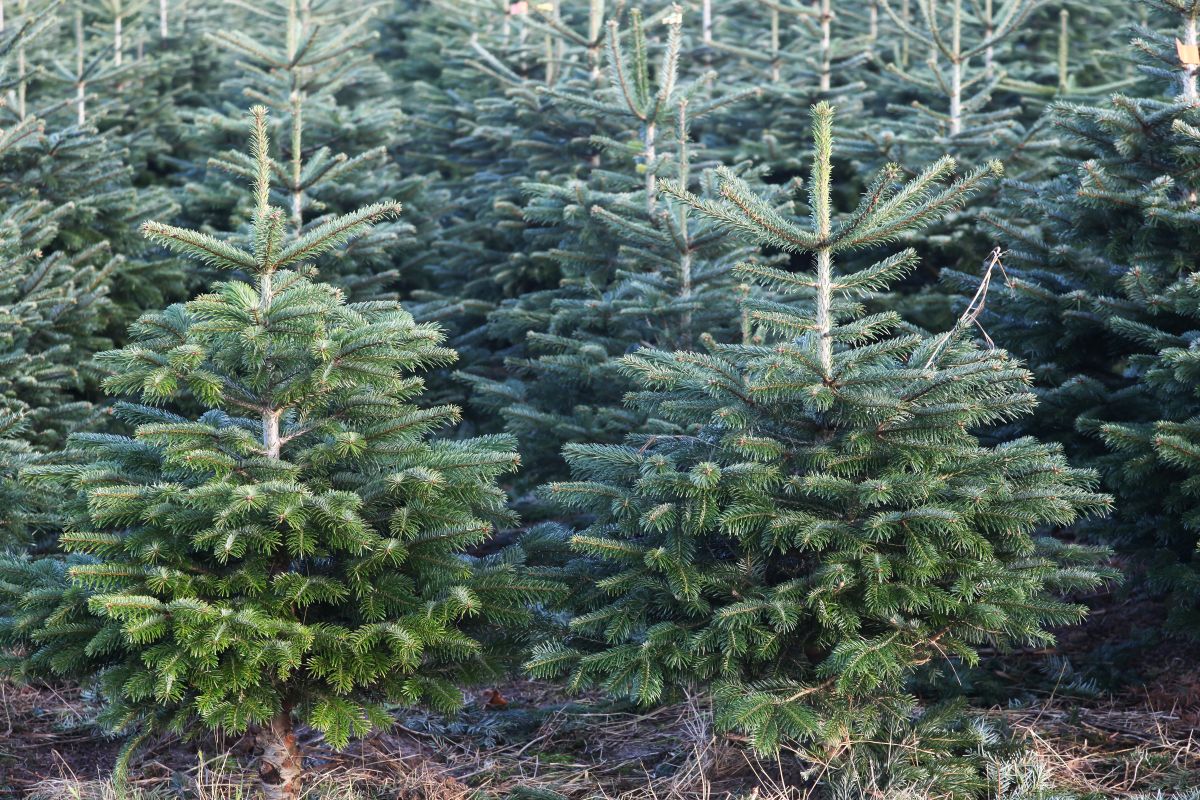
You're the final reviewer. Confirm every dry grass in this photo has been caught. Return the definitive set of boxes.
[985,697,1200,796]
[6,675,1200,800]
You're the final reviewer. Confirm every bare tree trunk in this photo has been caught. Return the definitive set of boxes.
[160,0,168,38]
[1057,8,1069,93]
[114,5,124,67]
[819,0,832,92]
[76,11,86,125]
[257,711,303,800]
[1183,12,1199,105]
[949,0,963,136]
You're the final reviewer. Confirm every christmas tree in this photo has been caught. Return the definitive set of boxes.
[861,0,1049,171]
[528,102,1112,755]
[699,0,870,172]
[185,0,428,304]
[3,0,190,333]
[390,0,648,400]
[463,5,766,488]
[16,107,559,797]
[0,2,128,549]
[951,0,1200,635]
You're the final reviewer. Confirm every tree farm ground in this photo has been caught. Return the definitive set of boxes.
[2,584,1198,799]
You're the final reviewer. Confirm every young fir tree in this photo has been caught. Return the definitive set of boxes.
[463,6,763,487]
[189,0,426,303]
[997,4,1137,102]
[949,0,1200,634]
[700,0,870,172]
[0,3,125,549]
[527,103,1112,755]
[0,186,113,549]
[3,0,185,334]
[16,107,558,797]
[860,0,1051,174]
[839,0,1058,336]
[391,0,665,392]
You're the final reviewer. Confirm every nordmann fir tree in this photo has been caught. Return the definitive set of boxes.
[940,2,1200,625]
[1087,2,1200,637]
[527,104,1113,755]
[861,0,1051,174]
[701,0,871,172]
[997,4,1137,102]
[17,108,558,798]
[0,3,120,549]
[464,5,758,487]
[391,0,622,384]
[1,0,182,334]
[194,0,423,302]
[967,0,1200,636]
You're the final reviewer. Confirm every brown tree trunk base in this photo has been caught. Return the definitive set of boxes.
[257,711,303,800]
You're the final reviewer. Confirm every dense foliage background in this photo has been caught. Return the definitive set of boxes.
[1,1,1199,798]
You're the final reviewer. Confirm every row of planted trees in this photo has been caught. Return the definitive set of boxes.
[1,0,1200,797]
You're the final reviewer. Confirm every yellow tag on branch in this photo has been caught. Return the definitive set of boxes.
[1177,38,1200,67]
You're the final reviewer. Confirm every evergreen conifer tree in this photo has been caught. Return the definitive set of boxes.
[2,0,185,333]
[950,0,1200,634]
[190,0,426,303]
[463,6,764,487]
[527,103,1112,755]
[0,2,122,549]
[389,0,644,391]
[863,0,1050,172]
[996,4,1136,101]
[699,0,870,172]
[16,107,558,798]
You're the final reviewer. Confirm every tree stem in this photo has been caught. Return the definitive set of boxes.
[816,249,833,375]
[949,0,963,136]
[770,7,780,82]
[1183,12,1199,105]
[287,0,305,233]
[257,709,303,800]
[983,0,994,77]
[76,11,86,126]
[13,0,25,120]
[1058,8,1069,93]
[644,121,657,216]
[114,4,124,67]
[819,0,832,92]
[588,0,605,79]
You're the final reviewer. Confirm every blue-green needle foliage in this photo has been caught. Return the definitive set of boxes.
[17,107,559,761]
[941,0,1200,634]
[527,103,1113,755]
